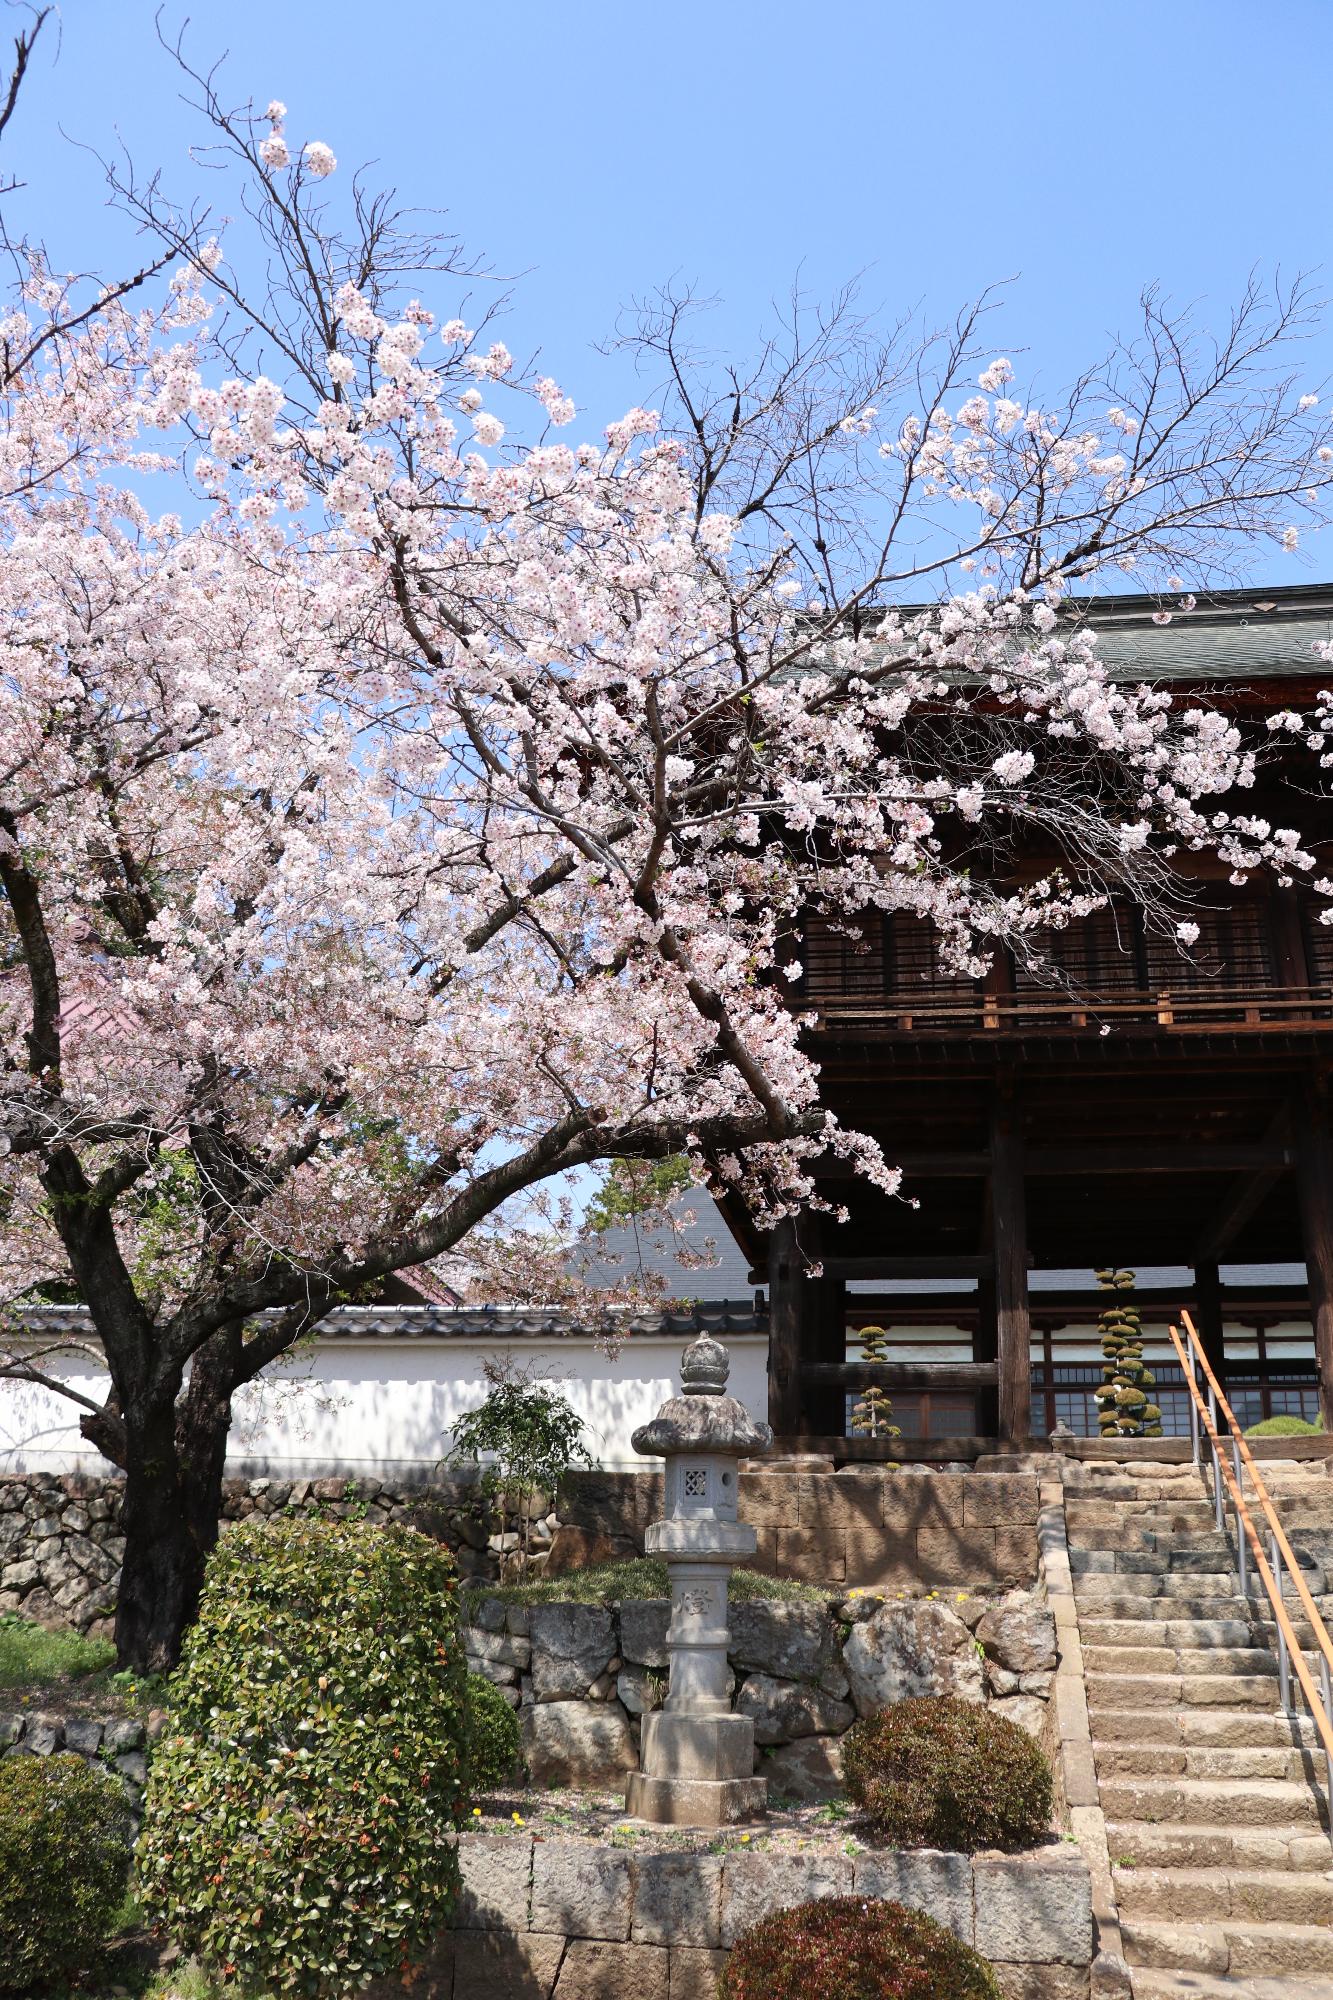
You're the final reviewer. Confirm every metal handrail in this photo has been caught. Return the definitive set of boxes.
[1169,1311,1333,1831]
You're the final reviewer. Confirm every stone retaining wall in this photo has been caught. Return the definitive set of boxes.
[0,1705,154,1814]
[0,1466,1043,1640]
[466,1584,1059,1797]
[365,1833,1094,1999]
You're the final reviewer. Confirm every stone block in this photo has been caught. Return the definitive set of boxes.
[522,1702,637,1786]
[736,1673,853,1745]
[842,1600,984,1714]
[466,1627,533,1670]
[545,1528,638,1575]
[529,1604,617,1700]
[773,1527,846,1583]
[617,1665,664,1715]
[24,1714,62,1755]
[456,1833,533,1930]
[103,1716,146,1752]
[363,1932,454,2000]
[625,1774,767,1826]
[994,1529,1040,1583]
[632,1853,722,1948]
[62,1718,103,1756]
[113,1750,148,1786]
[738,1474,799,1530]
[719,1851,853,1946]
[728,1600,836,1682]
[973,1850,1094,1966]
[452,1929,565,2000]
[842,1528,919,1590]
[993,1965,1090,2000]
[761,1734,844,1803]
[532,1842,633,1942]
[555,1940,669,2000]
[795,1471,884,1531]
[641,1709,755,1781]
[916,1526,998,1583]
[852,1849,973,1943]
[619,1599,671,1668]
[976,1593,1057,1675]
[882,1474,966,1531]
[668,1946,730,2000]
[964,1476,1040,1528]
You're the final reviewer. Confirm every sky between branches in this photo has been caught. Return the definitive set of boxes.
[5,0,1333,599]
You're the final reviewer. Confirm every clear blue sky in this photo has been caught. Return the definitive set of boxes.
[9,0,1333,587]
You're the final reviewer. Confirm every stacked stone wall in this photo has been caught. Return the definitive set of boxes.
[363,1832,1094,2000]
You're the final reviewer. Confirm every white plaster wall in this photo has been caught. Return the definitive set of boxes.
[0,1335,772,1480]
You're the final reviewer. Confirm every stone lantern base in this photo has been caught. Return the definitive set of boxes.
[626,1708,767,1827]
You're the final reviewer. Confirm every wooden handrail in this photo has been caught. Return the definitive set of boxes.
[1169,1312,1333,1779]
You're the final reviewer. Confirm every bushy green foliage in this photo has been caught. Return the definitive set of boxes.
[1246,1413,1323,1436]
[583,1154,694,1232]
[719,1895,1001,2000]
[464,1670,522,1793]
[1092,1267,1161,1438]
[447,1359,596,1568]
[137,1516,468,1997]
[842,1695,1053,1852]
[0,1753,132,1993]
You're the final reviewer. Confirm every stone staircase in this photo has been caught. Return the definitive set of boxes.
[1065,1455,1333,1998]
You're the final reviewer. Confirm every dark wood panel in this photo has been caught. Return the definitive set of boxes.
[801,1361,999,1392]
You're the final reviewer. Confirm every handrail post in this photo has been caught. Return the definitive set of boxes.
[1187,1358,1200,1469]
[1272,1531,1291,1712]
[1321,1656,1333,1837]
[1232,1435,1248,1596]
[1209,1379,1225,1532]
[1312,1648,1320,1832]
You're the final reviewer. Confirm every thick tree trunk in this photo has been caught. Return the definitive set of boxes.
[113,1326,240,1672]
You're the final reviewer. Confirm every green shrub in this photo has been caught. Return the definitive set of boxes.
[137,1516,468,1997]
[465,1670,522,1793]
[719,1896,1001,2000]
[0,1752,132,1993]
[842,1695,1053,1851]
[1246,1414,1323,1436]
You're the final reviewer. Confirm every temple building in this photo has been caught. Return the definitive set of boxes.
[702,582,1333,1454]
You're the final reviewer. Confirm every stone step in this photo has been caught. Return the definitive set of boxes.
[1088,1672,1285,1711]
[1076,1573,1248,1600]
[1106,1818,1333,1872]
[1085,1645,1282,1679]
[1097,1776,1328,1829]
[1068,1504,1218,1531]
[1130,1971,1333,2000]
[1083,1618,1259,1649]
[1121,1915,1333,1979]
[1097,1743,1327,1782]
[1113,1864,1333,1923]
[1091,1708,1319,1749]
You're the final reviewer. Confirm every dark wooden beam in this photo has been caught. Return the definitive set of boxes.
[766,1216,806,1437]
[1025,1144,1295,1176]
[992,1087,1032,1442]
[1194,1109,1292,1264]
[766,1434,1019,1463]
[1293,1085,1333,1427]
[802,1361,999,1392]
[819,1255,998,1280]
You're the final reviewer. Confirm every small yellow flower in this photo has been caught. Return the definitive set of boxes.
[739,1833,751,1843]
[472,1808,482,1818]
[512,1812,525,1826]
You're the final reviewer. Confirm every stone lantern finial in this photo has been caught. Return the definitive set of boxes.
[624,1330,771,1828]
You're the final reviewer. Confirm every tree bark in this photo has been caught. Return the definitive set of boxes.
[113,1325,241,1672]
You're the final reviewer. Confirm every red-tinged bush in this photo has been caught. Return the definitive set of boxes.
[842,1695,1053,1851]
[718,1896,1002,2000]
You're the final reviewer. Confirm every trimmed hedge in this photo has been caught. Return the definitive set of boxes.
[719,1896,1001,2000]
[1246,1414,1323,1436]
[0,1753,132,1994]
[464,1670,523,1793]
[137,1516,468,1997]
[842,1695,1053,1851]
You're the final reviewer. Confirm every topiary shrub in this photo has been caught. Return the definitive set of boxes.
[137,1516,468,1997]
[0,1752,132,1994]
[464,1669,523,1793]
[719,1895,1001,2000]
[842,1695,1053,1851]
[1247,1414,1323,1436]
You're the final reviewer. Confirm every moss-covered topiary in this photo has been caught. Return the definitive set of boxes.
[0,1752,132,1994]
[137,1516,468,1998]
[1092,1267,1161,1438]
[1246,1413,1323,1436]
[719,1895,1002,2000]
[464,1669,523,1793]
[842,1695,1053,1852]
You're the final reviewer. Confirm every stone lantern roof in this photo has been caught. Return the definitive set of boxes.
[630,1333,772,1459]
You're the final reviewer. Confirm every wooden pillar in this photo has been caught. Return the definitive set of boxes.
[767,1215,808,1438]
[809,1270,848,1437]
[1192,1260,1229,1432]
[990,1090,1032,1442]
[973,1274,1000,1437]
[1293,1085,1333,1427]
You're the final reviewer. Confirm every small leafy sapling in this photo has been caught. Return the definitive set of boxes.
[446,1359,597,1572]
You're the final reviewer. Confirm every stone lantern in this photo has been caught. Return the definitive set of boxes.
[625,1331,772,1826]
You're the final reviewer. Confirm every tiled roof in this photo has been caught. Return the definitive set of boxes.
[7,1299,766,1345]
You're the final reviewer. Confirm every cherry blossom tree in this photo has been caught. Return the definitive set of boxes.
[4,49,1333,1665]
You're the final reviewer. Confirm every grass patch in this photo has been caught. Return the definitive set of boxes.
[462,1557,829,1611]
[1245,1414,1324,1437]
[0,1613,115,1690]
